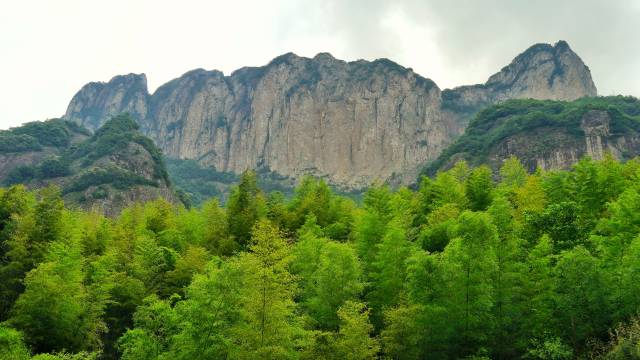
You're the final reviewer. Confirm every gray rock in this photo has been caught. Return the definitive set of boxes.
[64,41,596,190]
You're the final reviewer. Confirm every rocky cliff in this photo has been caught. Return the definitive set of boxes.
[426,96,640,174]
[64,41,597,189]
[442,41,597,118]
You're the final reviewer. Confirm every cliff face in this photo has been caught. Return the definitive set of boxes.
[64,41,597,189]
[66,74,149,132]
[492,110,640,171]
[428,97,640,174]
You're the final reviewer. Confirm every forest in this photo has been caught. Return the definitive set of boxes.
[2,155,640,359]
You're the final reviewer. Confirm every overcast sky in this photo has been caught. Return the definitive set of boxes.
[1,0,639,129]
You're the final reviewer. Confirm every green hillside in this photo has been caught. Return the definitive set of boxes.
[426,96,640,174]
[0,114,178,215]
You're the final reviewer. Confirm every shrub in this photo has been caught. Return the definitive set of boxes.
[64,167,158,194]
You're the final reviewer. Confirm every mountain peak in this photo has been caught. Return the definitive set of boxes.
[554,39,570,51]
[443,40,596,118]
[108,73,148,87]
[486,39,596,99]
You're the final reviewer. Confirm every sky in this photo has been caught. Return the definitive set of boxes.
[1,0,639,129]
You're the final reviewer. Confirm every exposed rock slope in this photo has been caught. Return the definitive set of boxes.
[1,115,179,216]
[442,41,597,117]
[64,41,597,189]
[427,96,640,174]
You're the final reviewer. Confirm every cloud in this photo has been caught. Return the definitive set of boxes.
[0,0,638,129]
[286,0,640,94]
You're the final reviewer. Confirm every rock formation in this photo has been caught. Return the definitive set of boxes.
[442,41,597,117]
[0,115,179,216]
[64,41,597,189]
[427,97,640,174]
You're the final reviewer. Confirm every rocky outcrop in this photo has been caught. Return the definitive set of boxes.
[429,97,640,174]
[442,41,597,121]
[496,110,640,171]
[66,74,149,131]
[63,139,178,217]
[0,115,180,216]
[64,41,597,189]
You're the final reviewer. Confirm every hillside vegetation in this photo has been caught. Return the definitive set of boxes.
[427,96,640,174]
[1,114,176,215]
[0,118,90,153]
[2,155,640,359]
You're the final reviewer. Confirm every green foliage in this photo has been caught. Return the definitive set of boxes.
[4,157,71,185]
[64,167,158,194]
[526,334,573,360]
[0,133,42,152]
[295,233,364,330]
[0,325,31,360]
[165,158,238,205]
[4,165,38,185]
[465,165,494,211]
[226,170,266,247]
[0,118,88,153]
[596,317,640,359]
[427,96,640,173]
[1,155,640,359]
[333,301,380,360]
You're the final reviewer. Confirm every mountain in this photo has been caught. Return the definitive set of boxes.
[64,41,596,190]
[0,119,91,183]
[441,41,596,117]
[1,114,179,216]
[427,96,640,173]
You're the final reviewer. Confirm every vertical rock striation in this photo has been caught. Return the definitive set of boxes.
[64,41,597,189]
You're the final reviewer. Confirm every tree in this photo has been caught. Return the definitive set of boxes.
[593,188,640,263]
[418,203,459,253]
[499,156,527,189]
[523,235,557,342]
[367,221,412,327]
[523,202,583,251]
[305,241,364,330]
[169,258,245,359]
[465,165,494,211]
[354,184,394,274]
[568,157,606,231]
[382,249,450,359]
[118,296,178,360]
[513,174,547,219]
[441,211,497,357]
[488,197,527,358]
[10,240,106,354]
[616,236,640,324]
[553,246,610,352]
[163,245,210,297]
[431,170,468,209]
[541,170,571,205]
[232,219,305,358]
[199,199,234,255]
[226,170,266,247]
[333,301,380,360]
[0,186,65,321]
